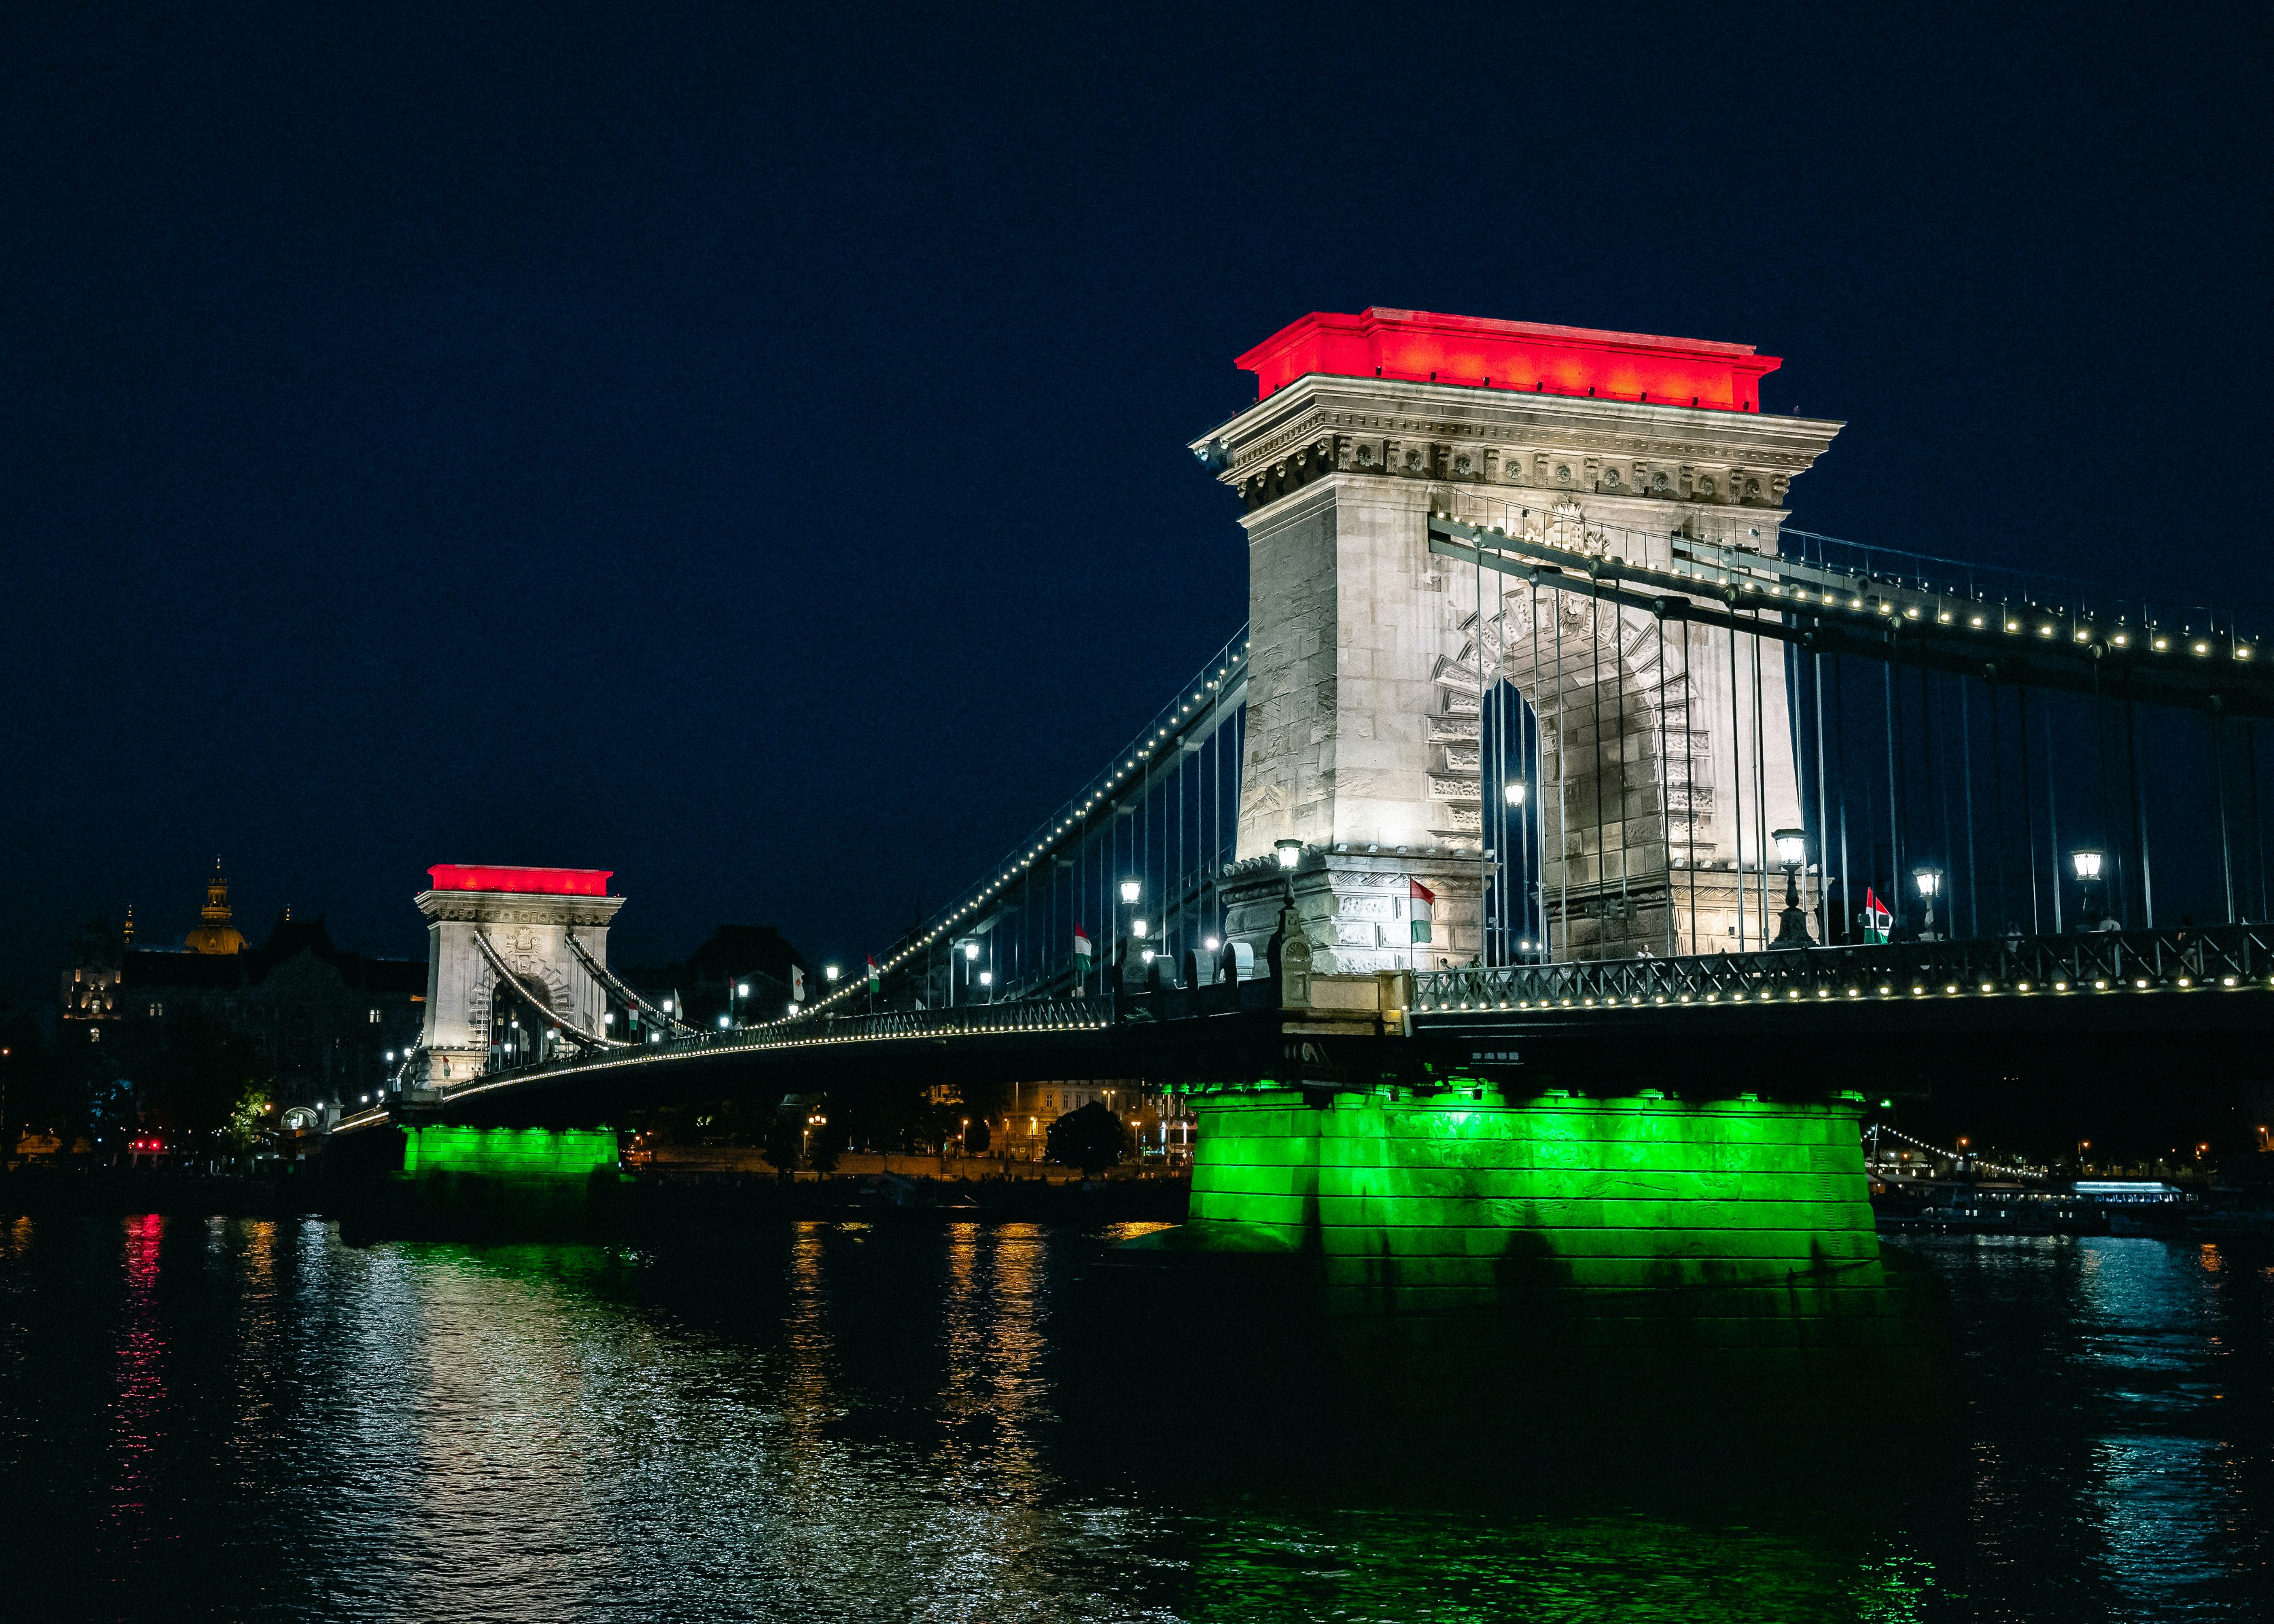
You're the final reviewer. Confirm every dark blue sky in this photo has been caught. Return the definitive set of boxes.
[4,2,2267,993]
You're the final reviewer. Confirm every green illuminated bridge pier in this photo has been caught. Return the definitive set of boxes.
[344,310,2274,1369]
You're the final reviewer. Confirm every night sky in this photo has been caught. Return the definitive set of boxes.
[5,3,2268,999]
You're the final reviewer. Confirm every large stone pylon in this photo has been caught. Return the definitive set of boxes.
[1196,310,1841,969]
[405,864,624,1094]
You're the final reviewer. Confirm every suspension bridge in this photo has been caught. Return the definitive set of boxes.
[339,308,2273,1356]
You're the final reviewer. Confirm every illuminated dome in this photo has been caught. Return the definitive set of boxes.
[184,857,247,955]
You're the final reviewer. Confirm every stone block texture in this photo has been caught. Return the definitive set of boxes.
[1186,1087,1918,1366]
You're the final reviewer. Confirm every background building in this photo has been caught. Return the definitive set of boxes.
[988,1080,1194,1168]
[58,865,424,1110]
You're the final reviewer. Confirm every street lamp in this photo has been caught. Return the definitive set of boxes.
[1267,838,1308,947]
[1912,864,1944,942]
[824,964,840,983]
[1119,878,1142,904]
[1131,918,1148,938]
[1771,828,1813,948]
[1504,782,1526,808]
[963,941,980,960]
[2071,849,2109,931]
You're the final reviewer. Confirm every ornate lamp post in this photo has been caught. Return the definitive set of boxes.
[1267,839,1306,980]
[1771,828,1813,948]
[1274,838,1303,900]
[2070,849,2109,931]
[1912,864,1945,942]
[1500,783,1526,966]
[1118,876,1143,958]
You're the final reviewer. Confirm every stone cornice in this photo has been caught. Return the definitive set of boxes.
[1193,374,1841,518]
[415,889,627,928]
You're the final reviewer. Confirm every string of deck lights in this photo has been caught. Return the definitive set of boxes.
[460,1004,1113,1093]
[756,627,1253,1031]
[1433,502,2256,660]
[1869,1123,2048,1183]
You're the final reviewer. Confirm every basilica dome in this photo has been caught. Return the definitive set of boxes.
[185,859,247,955]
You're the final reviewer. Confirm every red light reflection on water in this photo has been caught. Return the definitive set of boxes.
[105,1214,168,1540]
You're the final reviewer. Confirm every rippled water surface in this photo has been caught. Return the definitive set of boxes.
[1,1215,2269,1621]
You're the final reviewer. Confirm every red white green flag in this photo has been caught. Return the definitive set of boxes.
[1073,925,1093,966]
[866,956,880,993]
[1409,880,1436,944]
[1864,887,1893,944]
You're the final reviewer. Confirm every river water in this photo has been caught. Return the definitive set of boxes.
[0,1214,2268,1622]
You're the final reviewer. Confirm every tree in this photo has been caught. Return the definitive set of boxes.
[827,1080,946,1155]
[1045,1101,1128,1176]
[223,1084,275,1156]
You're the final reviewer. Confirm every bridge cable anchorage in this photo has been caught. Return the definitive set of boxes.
[563,929,693,1038]
[472,929,627,1051]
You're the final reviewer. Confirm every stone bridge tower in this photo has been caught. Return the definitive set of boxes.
[1196,310,1841,970]
[404,864,623,1095]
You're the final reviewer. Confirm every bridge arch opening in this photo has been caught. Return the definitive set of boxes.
[482,964,562,1070]
[1460,497,1808,960]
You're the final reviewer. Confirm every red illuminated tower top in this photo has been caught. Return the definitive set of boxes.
[1236,308,1779,412]
[425,864,614,897]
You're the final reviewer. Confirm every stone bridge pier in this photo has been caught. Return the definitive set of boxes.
[1198,309,1841,969]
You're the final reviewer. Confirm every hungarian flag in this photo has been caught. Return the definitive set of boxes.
[1863,887,1892,944]
[791,965,805,1002]
[867,956,880,993]
[1073,925,1093,968]
[1410,880,1436,944]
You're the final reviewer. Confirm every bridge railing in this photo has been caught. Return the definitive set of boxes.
[1410,924,2274,1014]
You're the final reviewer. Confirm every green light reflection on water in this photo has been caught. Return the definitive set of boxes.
[1180,1508,1937,1623]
